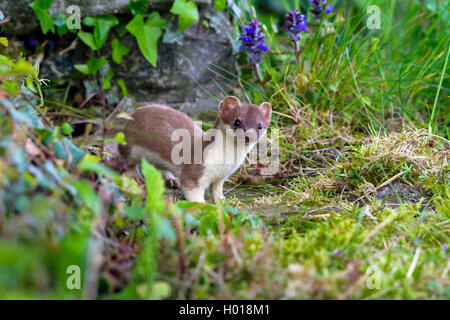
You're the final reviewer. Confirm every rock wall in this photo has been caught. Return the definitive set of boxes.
[0,0,211,34]
[0,0,236,115]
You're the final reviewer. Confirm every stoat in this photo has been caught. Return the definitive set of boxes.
[119,96,272,203]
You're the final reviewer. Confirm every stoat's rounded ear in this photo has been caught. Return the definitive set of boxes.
[219,96,240,114]
[260,102,272,119]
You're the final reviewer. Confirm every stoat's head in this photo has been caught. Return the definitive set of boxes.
[217,96,272,144]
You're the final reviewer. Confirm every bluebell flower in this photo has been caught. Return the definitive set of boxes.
[22,38,38,49]
[443,244,448,252]
[239,20,268,64]
[283,10,308,41]
[326,4,334,14]
[310,0,334,19]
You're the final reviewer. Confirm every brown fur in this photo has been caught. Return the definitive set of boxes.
[119,104,199,161]
[119,97,272,202]
[218,96,271,134]
[118,104,206,188]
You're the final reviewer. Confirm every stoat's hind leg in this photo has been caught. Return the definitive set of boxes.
[162,170,181,189]
[211,179,226,203]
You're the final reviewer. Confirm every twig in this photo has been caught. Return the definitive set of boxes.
[331,136,371,144]
[217,206,227,252]
[172,214,185,281]
[79,92,97,109]
[358,213,397,249]
[58,38,78,57]
[99,74,106,156]
[441,261,450,280]
[228,235,243,268]
[353,171,405,203]
[406,247,421,279]
[177,251,207,299]
[366,235,404,262]
[305,205,340,215]
[105,97,127,123]
[60,137,73,168]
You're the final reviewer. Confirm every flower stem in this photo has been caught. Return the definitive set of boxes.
[294,40,301,74]
[253,63,270,97]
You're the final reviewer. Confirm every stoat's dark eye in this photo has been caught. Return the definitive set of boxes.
[257,123,263,130]
[234,119,241,127]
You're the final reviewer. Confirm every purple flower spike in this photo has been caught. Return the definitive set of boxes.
[443,244,448,252]
[283,10,308,41]
[310,0,334,19]
[239,20,268,64]
[326,5,334,14]
[22,38,38,49]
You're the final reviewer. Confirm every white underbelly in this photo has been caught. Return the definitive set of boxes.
[202,140,255,184]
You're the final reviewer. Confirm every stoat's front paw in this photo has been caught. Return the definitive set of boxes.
[212,193,226,203]
[166,178,181,190]
[162,171,181,189]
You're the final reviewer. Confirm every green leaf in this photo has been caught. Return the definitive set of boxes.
[123,205,147,220]
[214,0,227,11]
[199,209,228,236]
[0,37,8,47]
[30,0,53,9]
[153,213,176,244]
[111,39,130,64]
[57,24,69,36]
[29,0,55,34]
[74,64,90,74]
[116,22,129,37]
[128,0,148,15]
[61,122,74,136]
[114,132,127,145]
[141,159,165,211]
[78,154,121,183]
[117,78,129,96]
[11,61,34,76]
[151,281,171,299]
[87,57,108,74]
[2,80,20,94]
[78,32,98,50]
[103,68,114,89]
[170,0,199,32]
[82,16,119,50]
[52,138,86,165]
[105,131,127,145]
[73,181,102,215]
[115,112,133,120]
[53,12,70,35]
[0,54,13,66]
[126,12,167,67]
[74,57,107,75]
